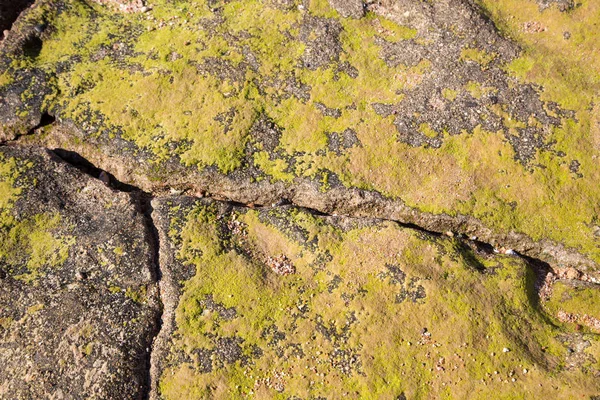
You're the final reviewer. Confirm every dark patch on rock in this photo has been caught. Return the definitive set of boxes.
[372,102,398,117]
[336,60,359,79]
[0,146,159,399]
[249,114,282,154]
[194,56,249,85]
[215,336,244,364]
[199,294,237,320]
[328,274,342,292]
[261,206,315,249]
[0,68,56,142]
[569,159,580,173]
[377,38,425,68]
[192,348,214,373]
[299,15,343,70]
[262,324,287,347]
[315,102,342,118]
[327,128,360,155]
[283,74,312,102]
[384,264,407,285]
[536,0,575,12]
[329,347,362,375]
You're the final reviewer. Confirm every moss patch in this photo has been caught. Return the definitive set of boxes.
[0,153,74,282]
[158,200,600,399]
[5,0,600,268]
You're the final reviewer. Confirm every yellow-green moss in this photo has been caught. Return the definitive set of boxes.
[159,203,600,399]
[9,0,600,268]
[460,47,497,68]
[0,154,74,282]
[125,285,148,304]
[545,281,600,326]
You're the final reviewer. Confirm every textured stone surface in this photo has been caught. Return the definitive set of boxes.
[1,0,598,273]
[0,146,159,399]
[149,197,600,399]
[1,0,600,398]
[328,0,364,18]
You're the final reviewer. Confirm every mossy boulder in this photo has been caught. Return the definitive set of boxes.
[1,0,600,398]
[0,146,159,398]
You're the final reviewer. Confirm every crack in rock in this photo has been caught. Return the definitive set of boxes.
[0,143,596,398]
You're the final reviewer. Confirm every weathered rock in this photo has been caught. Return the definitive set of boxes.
[1,0,597,274]
[149,196,600,398]
[328,0,364,18]
[0,146,159,398]
[0,0,598,398]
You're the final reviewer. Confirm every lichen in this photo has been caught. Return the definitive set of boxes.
[4,0,600,268]
[0,153,74,282]
[158,201,600,398]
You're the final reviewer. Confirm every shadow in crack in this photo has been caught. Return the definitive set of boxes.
[0,0,35,37]
[52,148,140,193]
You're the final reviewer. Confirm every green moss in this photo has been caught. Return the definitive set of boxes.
[125,285,148,304]
[465,81,497,99]
[9,0,600,268]
[460,47,497,68]
[0,154,74,282]
[109,285,122,294]
[0,71,13,88]
[159,202,600,398]
[442,88,458,101]
[83,342,94,356]
[545,281,600,326]
[26,303,44,314]
[253,152,295,183]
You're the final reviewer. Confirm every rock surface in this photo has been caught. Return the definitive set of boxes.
[0,0,598,273]
[0,146,159,398]
[149,197,600,398]
[1,0,600,398]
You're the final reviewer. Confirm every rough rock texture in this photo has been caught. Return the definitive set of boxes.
[0,0,34,37]
[149,197,600,399]
[328,0,364,18]
[1,0,598,275]
[1,0,600,398]
[0,146,159,399]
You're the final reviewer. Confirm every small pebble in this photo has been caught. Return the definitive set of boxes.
[503,347,510,353]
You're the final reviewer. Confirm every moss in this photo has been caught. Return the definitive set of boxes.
[0,71,13,88]
[0,154,74,282]
[442,88,458,101]
[253,152,295,182]
[82,342,94,356]
[109,285,122,294]
[460,47,497,68]
[125,285,148,304]
[26,303,44,314]
[158,202,600,398]
[8,0,600,267]
[545,282,600,326]
[465,81,497,99]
